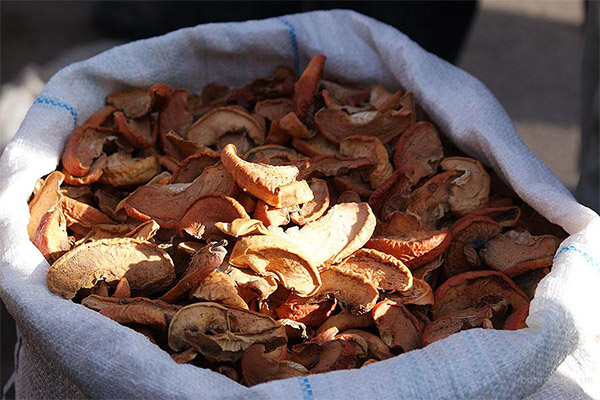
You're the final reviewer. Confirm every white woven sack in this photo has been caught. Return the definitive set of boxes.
[1,10,599,400]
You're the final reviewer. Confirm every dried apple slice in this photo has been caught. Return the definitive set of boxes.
[387,278,434,306]
[316,266,378,314]
[106,87,152,118]
[405,171,459,229]
[314,108,413,144]
[253,200,291,228]
[368,170,412,221]
[120,163,237,228]
[170,150,219,183]
[321,80,369,108]
[177,194,249,240]
[340,135,393,189]
[372,300,422,352]
[337,249,412,293]
[276,294,337,326]
[230,234,321,296]
[227,266,278,303]
[113,277,131,298]
[290,178,330,225]
[191,270,249,310]
[62,154,107,186]
[393,122,444,183]
[309,339,358,373]
[242,344,308,386]
[374,212,421,237]
[338,329,393,360]
[480,230,560,276]
[187,106,264,147]
[114,112,157,149]
[163,130,212,160]
[28,171,64,240]
[254,98,294,121]
[61,106,116,176]
[152,85,195,158]
[444,215,502,277]
[440,157,490,216]
[316,311,373,336]
[277,112,314,139]
[244,144,302,165]
[216,218,270,238]
[294,54,326,118]
[46,238,175,299]
[61,196,114,226]
[431,270,529,319]
[366,228,452,269]
[337,190,361,204]
[98,153,161,188]
[514,267,549,300]
[221,144,313,208]
[296,155,375,181]
[33,208,71,263]
[292,134,341,157]
[99,299,181,331]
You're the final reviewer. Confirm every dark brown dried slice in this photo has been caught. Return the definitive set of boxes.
[406,171,459,229]
[292,134,341,157]
[368,170,412,221]
[444,215,502,277]
[337,190,361,204]
[513,267,549,300]
[294,54,326,118]
[480,230,560,276]
[340,135,393,189]
[387,278,434,306]
[94,189,127,222]
[120,163,237,228]
[472,206,521,227]
[337,248,412,293]
[28,171,64,241]
[296,155,375,181]
[277,112,314,139]
[187,106,264,146]
[254,98,294,121]
[431,270,529,320]
[440,157,490,216]
[98,153,161,188]
[177,194,249,240]
[372,300,422,352]
[32,208,71,263]
[46,238,175,299]
[170,150,220,183]
[106,87,152,118]
[221,144,313,208]
[366,228,452,269]
[290,178,330,225]
[393,122,444,183]
[242,344,308,386]
[163,130,212,161]
[314,108,413,144]
[152,85,195,158]
[316,266,379,314]
[276,294,337,327]
[338,329,393,360]
[114,112,157,149]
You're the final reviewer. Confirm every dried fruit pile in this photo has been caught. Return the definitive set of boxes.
[29,54,565,386]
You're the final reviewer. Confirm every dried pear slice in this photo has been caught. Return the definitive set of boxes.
[440,157,490,216]
[230,234,321,296]
[46,238,175,299]
[337,249,413,292]
[187,106,264,146]
[480,230,560,276]
[340,135,393,189]
[221,144,313,208]
[316,266,379,314]
[431,270,529,320]
[394,122,444,183]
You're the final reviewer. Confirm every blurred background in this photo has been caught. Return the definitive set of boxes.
[0,1,597,398]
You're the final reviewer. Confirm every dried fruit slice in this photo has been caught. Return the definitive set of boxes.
[316,311,373,336]
[340,135,393,189]
[309,339,358,373]
[314,108,413,144]
[480,230,560,276]
[368,170,412,221]
[366,228,452,269]
[221,144,313,208]
[276,294,337,326]
[387,279,434,306]
[152,85,195,158]
[277,112,314,139]
[114,112,157,149]
[244,144,302,165]
[254,98,294,121]
[405,171,459,229]
[514,267,549,300]
[296,155,375,181]
[253,201,291,227]
[316,266,379,314]
[120,163,237,228]
[99,299,180,331]
[337,190,362,204]
[46,238,175,299]
[113,277,131,298]
[62,154,108,186]
[98,153,161,188]
[372,300,422,352]
[242,344,308,386]
[61,196,113,227]
[28,171,64,241]
[374,212,421,237]
[472,206,521,227]
[230,234,321,296]
[228,266,278,303]
[106,87,152,118]
[170,150,220,183]
[177,194,249,240]
[191,270,249,310]
[337,249,412,292]
[432,270,529,319]
[163,130,212,160]
[187,106,264,146]
[393,122,444,183]
[444,215,502,277]
[33,208,71,262]
[440,157,490,216]
[290,178,330,225]
[321,80,369,108]
[294,54,326,118]
[338,329,393,360]
[292,134,341,157]
[216,218,270,238]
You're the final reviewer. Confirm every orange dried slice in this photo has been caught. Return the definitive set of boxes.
[170,150,220,183]
[113,111,157,149]
[28,171,64,241]
[242,344,308,386]
[276,294,337,326]
[340,135,393,189]
[440,157,490,216]
[253,200,291,227]
[316,266,379,314]
[296,155,375,181]
[290,178,330,225]
[387,278,434,306]
[393,122,444,183]
[406,171,459,229]
[61,195,114,227]
[294,54,326,118]
[368,170,412,221]
[372,300,422,352]
[337,248,412,292]
[106,87,152,118]
[177,194,249,240]
[187,106,264,147]
[32,208,71,263]
[292,134,341,157]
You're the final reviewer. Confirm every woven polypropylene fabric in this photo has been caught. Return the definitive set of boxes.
[1,10,599,400]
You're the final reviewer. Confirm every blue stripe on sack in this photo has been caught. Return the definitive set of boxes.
[34,97,78,127]
[278,18,300,75]
[297,377,314,400]
[554,245,599,270]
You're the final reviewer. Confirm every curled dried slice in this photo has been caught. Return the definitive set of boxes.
[152,85,195,158]
[33,208,71,263]
[340,135,393,189]
[163,130,212,160]
[98,153,161,188]
[28,171,64,241]
[216,218,270,238]
[106,87,152,118]
[309,339,357,373]
[338,249,412,292]
[276,294,337,327]
[432,270,529,319]
[374,212,421,237]
[292,134,341,157]
[372,300,422,352]
[473,206,521,227]
[440,157,490,216]
[221,144,313,208]
[366,229,452,269]
[387,279,434,306]
[62,154,107,186]
[242,344,308,386]
[253,201,291,228]
[480,230,560,276]
[171,151,220,183]
[337,190,361,204]
[315,108,413,145]
[191,270,248,310]
[316,311,373,336]
[254,98,294,121]
[444,215,502,277]
[296,155,375,181]
[230,234,321,296]
[294,54,326,118]
[406,171,458,229]
[393,122,444,183]
[368,170,412,221]
[177,194,249,240]
[321,80,369,108]
[113,277,131,298]
[290,178,330,225]
[120,163,237,228]
[99,299,181,331]
[187,106,264,146]
[114,112,157,149]
[244,145,301,165]
[277,112,314,139]
[228,266,278,303]
[61,196,113,227]
[339,329,393,360]
[316,267,378,314]
[46,238,175,299]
